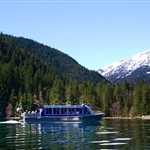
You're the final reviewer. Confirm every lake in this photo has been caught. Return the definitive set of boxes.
[0,119,150,150]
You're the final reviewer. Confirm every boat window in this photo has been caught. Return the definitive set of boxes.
[68,108,75,114]
[76,108,82,114]
[83,108,91,114]
[53,108,59,114]
[61,108,67,114]
[87,108,94,115]
[45,108,52,114]
[49,108,52,114]
[46,108,49,114]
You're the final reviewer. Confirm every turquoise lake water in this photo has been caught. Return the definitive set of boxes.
[0,119,150,150]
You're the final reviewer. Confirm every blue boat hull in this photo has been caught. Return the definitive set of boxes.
[24,113,104,124]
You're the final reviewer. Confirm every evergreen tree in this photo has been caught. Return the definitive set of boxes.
[101,83,112,116]
[140,81,150,115]
[50,79,65,105]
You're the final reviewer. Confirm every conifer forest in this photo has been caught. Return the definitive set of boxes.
[0,33,150,118]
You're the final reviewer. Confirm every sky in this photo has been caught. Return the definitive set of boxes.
[0,0,150,71]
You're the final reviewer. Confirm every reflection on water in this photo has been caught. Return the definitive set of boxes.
[24,122,102,150]
[0,119,150,149]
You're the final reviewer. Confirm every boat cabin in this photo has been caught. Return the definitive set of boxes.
[41,104,94,116]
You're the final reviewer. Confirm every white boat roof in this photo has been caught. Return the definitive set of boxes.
[43,104,89,109]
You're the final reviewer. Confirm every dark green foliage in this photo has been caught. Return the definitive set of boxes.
[0,34,62,116]
[0,33,150,118]
[4,34,107,85]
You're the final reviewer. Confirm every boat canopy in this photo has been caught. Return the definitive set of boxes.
[43,104,88,108]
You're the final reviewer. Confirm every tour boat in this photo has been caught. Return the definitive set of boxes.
[23,104,104,123]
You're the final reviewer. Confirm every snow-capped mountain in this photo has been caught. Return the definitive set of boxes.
[97,50,150,83]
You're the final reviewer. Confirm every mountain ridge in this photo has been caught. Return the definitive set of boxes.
[97,49,150,83]
[3,33,107,85]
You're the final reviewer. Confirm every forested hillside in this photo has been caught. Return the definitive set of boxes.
[0,34,63,117]
[4,34,107,85]
[0,33,150,118]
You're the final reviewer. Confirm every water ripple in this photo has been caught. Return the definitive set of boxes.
[0,120,150,149]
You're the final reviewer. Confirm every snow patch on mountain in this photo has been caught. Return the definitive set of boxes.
[97,49,150,81]
[98,60,126,75]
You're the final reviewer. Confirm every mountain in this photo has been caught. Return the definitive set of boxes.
[3,33,107,85]
[97,50,150,83]
[0,33,108,117]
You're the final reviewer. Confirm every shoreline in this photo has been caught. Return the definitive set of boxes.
[103,115,150,120]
